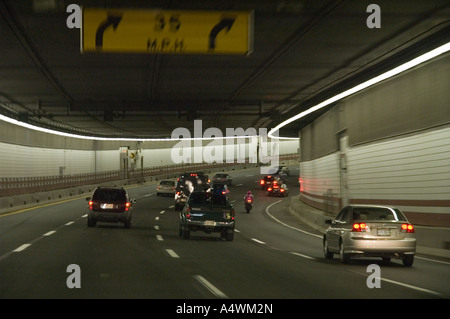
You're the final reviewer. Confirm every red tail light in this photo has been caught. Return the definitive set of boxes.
[125,202,131,211]
[260,180,265,185]
[267,187,272,191]
[280,188,285,192]
[186,207,191,218]
[401,223,415,233]
[88,200,93,209]
[352,223,367,232]
[247,199,252,203]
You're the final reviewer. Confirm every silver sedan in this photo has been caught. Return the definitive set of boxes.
[323,205,416,266]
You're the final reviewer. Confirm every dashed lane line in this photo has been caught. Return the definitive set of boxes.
[12,244,31,252]
[251,238,266,245]
[194,275,228,299]
[166,249,180,258]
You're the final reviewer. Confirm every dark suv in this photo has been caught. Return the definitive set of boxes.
[86,187,134,228]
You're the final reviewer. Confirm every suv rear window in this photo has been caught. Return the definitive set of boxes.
[92,189,127,202]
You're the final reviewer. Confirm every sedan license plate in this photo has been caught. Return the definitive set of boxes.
[204,220,216,226]
[377,228,391,236]
[101,203,114,209]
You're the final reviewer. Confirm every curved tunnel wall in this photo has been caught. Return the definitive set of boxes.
[0,120,299,178]
[299,53,450,226]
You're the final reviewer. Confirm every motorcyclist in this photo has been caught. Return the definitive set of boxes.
[244,190,254,202]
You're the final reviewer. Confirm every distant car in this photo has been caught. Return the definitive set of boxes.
[156,180,176,196]
[212,173,232,186]
[174,172,210,211]
[323,205,416,266]
[86,187,135,228]
[260,175,276,189]
[267,180,289,197]
[211,183,230,198]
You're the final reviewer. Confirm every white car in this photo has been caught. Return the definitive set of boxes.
[156,180,176,196]
[323,205,416,266]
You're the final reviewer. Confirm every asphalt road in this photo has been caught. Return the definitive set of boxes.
[1,166,449,302]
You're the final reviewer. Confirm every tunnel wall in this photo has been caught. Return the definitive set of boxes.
[299,53,450,226]
[0,119,298,178]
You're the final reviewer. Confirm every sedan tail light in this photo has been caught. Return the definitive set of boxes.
[352,223,367,232]
[260,180,265,185]
[401,223,415,233]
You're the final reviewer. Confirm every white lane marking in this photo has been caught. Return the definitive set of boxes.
[194,275,228,299]
[154,225,160,230]
[13,244,31,252]
[155,216,160,221]
[156,235,163,241]
[416,256,450,266]
[169,205,174,208]
[166,249,179,258]
[236,183,243,187]
[81,214,88,218]
[379,277,442,297]
[251,238,266,245]
[290,252,315,260]
[65,221,74,226]
[43,230,56,237]
[160,210,165,214]
[266,200,322,239]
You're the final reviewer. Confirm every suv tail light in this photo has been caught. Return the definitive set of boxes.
[88,200,93,209]
[125,202,131,211]
[401,223,415,233]
[352,223,367,232]
[260,180,265,185]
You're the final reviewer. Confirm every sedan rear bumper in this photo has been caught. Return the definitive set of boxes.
[345,237,416,255]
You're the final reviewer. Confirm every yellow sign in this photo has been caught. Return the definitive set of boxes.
[82,8,253,55]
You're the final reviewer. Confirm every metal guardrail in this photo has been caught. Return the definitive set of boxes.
[0,154,298,197]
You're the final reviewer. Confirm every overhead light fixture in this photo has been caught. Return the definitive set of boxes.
[268,42,450,139]
[1,43,447,142]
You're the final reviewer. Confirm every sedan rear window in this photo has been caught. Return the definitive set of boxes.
[159,181,174,185]
[353,207,407,222]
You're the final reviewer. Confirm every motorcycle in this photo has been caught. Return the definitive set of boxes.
[244,198,253,213]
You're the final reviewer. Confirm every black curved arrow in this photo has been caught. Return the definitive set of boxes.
[208,18,236,51]
[95,14,123,49]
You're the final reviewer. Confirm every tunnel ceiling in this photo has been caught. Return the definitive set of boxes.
[0,0,449,139]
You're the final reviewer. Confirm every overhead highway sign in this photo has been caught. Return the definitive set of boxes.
[82,8,254,55]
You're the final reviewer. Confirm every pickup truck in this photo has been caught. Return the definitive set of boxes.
[179,192,235,241]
